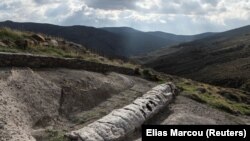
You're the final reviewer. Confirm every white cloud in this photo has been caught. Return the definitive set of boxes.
[0,0,249,34]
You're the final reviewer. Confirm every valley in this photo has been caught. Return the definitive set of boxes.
[145,25,250,92]
[0,21,215,57]
[0,24,249,141]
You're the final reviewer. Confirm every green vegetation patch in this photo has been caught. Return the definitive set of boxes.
[177,81,250,115]
[45,129,69,141]
[135,68,162,82]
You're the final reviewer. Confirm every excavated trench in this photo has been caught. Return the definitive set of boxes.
[0,67,157,141]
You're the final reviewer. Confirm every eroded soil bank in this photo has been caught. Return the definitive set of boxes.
[0,68,156,141]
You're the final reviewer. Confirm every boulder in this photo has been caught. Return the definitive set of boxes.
[196,87,207,94]
[15,39,35,49]
[49,39,58,47]
[32,34,45,42]
[42,42,49,46]
[0,41,7,47]
[68,42,82,48]
[2,39,15,47]
[58,40,67,45]
[27,39,35,47]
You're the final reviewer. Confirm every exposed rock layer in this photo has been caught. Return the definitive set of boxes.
[0,52,134,75]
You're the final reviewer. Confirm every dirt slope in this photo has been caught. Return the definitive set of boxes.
[0,68,156,141]
[1,67,249,141]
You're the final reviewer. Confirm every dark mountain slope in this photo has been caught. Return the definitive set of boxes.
[132,32,216,64]
[146,25,250,91]
[0,21,176,57]
[101,27,178,56]
[103,27,216,57]
[147,31,215,43]
[0,21,216,58]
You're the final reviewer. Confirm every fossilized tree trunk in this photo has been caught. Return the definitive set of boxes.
[66,82,177,141]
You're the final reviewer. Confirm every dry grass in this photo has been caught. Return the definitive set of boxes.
[0,27,28,40]
[0,27,137,69]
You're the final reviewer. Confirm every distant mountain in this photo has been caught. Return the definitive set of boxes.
[102,27,216,56]
[147,31,215,43]
[0,21,215,58]
[145,25,250,91]
[0,21,127,58]
[133,32,216,63]
[101,27,179,56]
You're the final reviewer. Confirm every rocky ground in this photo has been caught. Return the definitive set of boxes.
[0,67,249,141]
[0,68,156,141]
[132,95,250,141]
[156,96,250,125]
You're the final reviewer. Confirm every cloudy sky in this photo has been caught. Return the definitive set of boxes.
[0,0,249,34]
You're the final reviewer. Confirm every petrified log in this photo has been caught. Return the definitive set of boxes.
[67,83,177,141]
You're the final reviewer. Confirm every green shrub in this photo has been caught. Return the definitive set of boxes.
[142,69,150,76]
[45,130,69,141]
[134,67,140,75]
[142,69,160,81]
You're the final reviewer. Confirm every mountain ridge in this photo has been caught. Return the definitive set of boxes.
[145,24,250,91]
[0,20,216,58]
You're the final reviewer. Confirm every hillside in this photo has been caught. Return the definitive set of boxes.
[147,31,215,44]
[0,26,249,141]
[0,27,135,68]
[102,27,216,56]
[0,21,215,57]
[146,25,250,91]
[0,21,126,58]
[130,32,216,64]
[101,27,177,56]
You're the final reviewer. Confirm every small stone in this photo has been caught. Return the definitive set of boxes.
[0,121,5,129]
[15,39,34,49]
[49,39,58,47]
[32,34,45,42]
[196,87,207,94]
[3,101,7,105]
[42,42,49,46]
[0,41,7,47]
